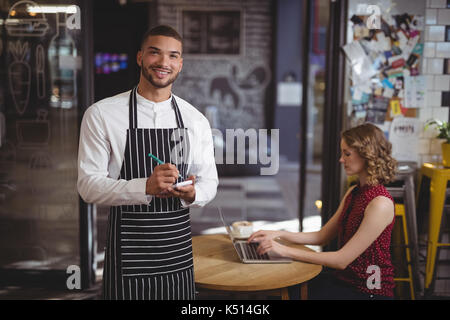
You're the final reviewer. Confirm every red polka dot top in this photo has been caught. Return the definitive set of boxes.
[334,183,395,297]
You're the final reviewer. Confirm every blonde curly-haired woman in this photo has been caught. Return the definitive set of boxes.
[248,123,397,300]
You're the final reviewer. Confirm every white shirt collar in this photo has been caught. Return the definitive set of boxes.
[135,90,173,110]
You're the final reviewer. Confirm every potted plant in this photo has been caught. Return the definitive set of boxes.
[425,120,450,167]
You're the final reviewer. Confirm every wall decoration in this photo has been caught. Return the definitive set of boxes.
[177,58,272,130]
[389,117,420,162]
[160,0,273,129]
[8,40,31,116]
[16,109,50,149]
[181,9,241,55]
[5,0,49,37]
[210,75,240,109]
[35,44,46,99]
[344,12,423,127]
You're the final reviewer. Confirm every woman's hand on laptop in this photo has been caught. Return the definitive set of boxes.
[247,230,283,244]
[256,237,290,257]
[248,230,291,257]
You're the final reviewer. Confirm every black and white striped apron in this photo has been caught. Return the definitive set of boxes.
[103,87,195,300]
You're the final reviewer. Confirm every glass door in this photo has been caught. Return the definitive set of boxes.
[0,0,84,286]
[301,0,329,235]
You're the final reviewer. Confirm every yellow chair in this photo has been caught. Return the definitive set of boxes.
[392,203,415,300]
[417,163,450,293]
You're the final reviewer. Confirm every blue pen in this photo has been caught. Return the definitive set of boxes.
[148,153,182,178]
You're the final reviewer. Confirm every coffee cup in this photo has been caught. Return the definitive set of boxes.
[232,221,253,238]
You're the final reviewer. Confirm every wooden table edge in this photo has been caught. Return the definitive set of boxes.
[193,234,323,292]
[195,266,322,292]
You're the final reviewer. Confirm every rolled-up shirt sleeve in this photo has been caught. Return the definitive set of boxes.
[77,105,150,206]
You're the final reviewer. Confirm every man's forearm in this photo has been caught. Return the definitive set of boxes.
[78,175,150,206]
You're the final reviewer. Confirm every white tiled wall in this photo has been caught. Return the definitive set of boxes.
[427,58,444,74]
[425,25,446,41]
[424,42,436,57]
[437,8,450,24]
[434,75,450,90]
[436,42,450,58]
[426,8,438,24]
[428,0,447,9]
[426,90,442,107]
[420,2,450,165]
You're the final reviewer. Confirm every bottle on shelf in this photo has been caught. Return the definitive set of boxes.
[48,12,77,109]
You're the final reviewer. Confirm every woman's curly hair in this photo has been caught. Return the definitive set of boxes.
[342,123,397,186]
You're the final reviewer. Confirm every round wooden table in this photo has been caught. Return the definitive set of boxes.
[192,234,322,300]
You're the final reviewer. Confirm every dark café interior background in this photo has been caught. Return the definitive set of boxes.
[0,0,450,300]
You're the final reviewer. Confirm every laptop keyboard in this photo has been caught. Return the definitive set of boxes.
[239,242,270,261]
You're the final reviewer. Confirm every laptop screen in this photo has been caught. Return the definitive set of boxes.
[218,207,235,241]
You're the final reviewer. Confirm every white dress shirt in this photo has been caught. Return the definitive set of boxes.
[77,90,218,208]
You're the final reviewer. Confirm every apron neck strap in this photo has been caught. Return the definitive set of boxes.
[129,87,138,129]
[129,86,185,129]
[171,96,185,129]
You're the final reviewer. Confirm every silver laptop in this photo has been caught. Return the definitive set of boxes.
[218,207,292,264]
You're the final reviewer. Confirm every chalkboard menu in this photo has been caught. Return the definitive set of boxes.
[182,10,241,55]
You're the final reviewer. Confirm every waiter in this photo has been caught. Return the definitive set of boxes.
[77,25,218,300]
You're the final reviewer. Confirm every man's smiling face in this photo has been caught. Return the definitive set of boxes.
[138,35,183,89]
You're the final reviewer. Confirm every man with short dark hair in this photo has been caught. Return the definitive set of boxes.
[77,25,218,300]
